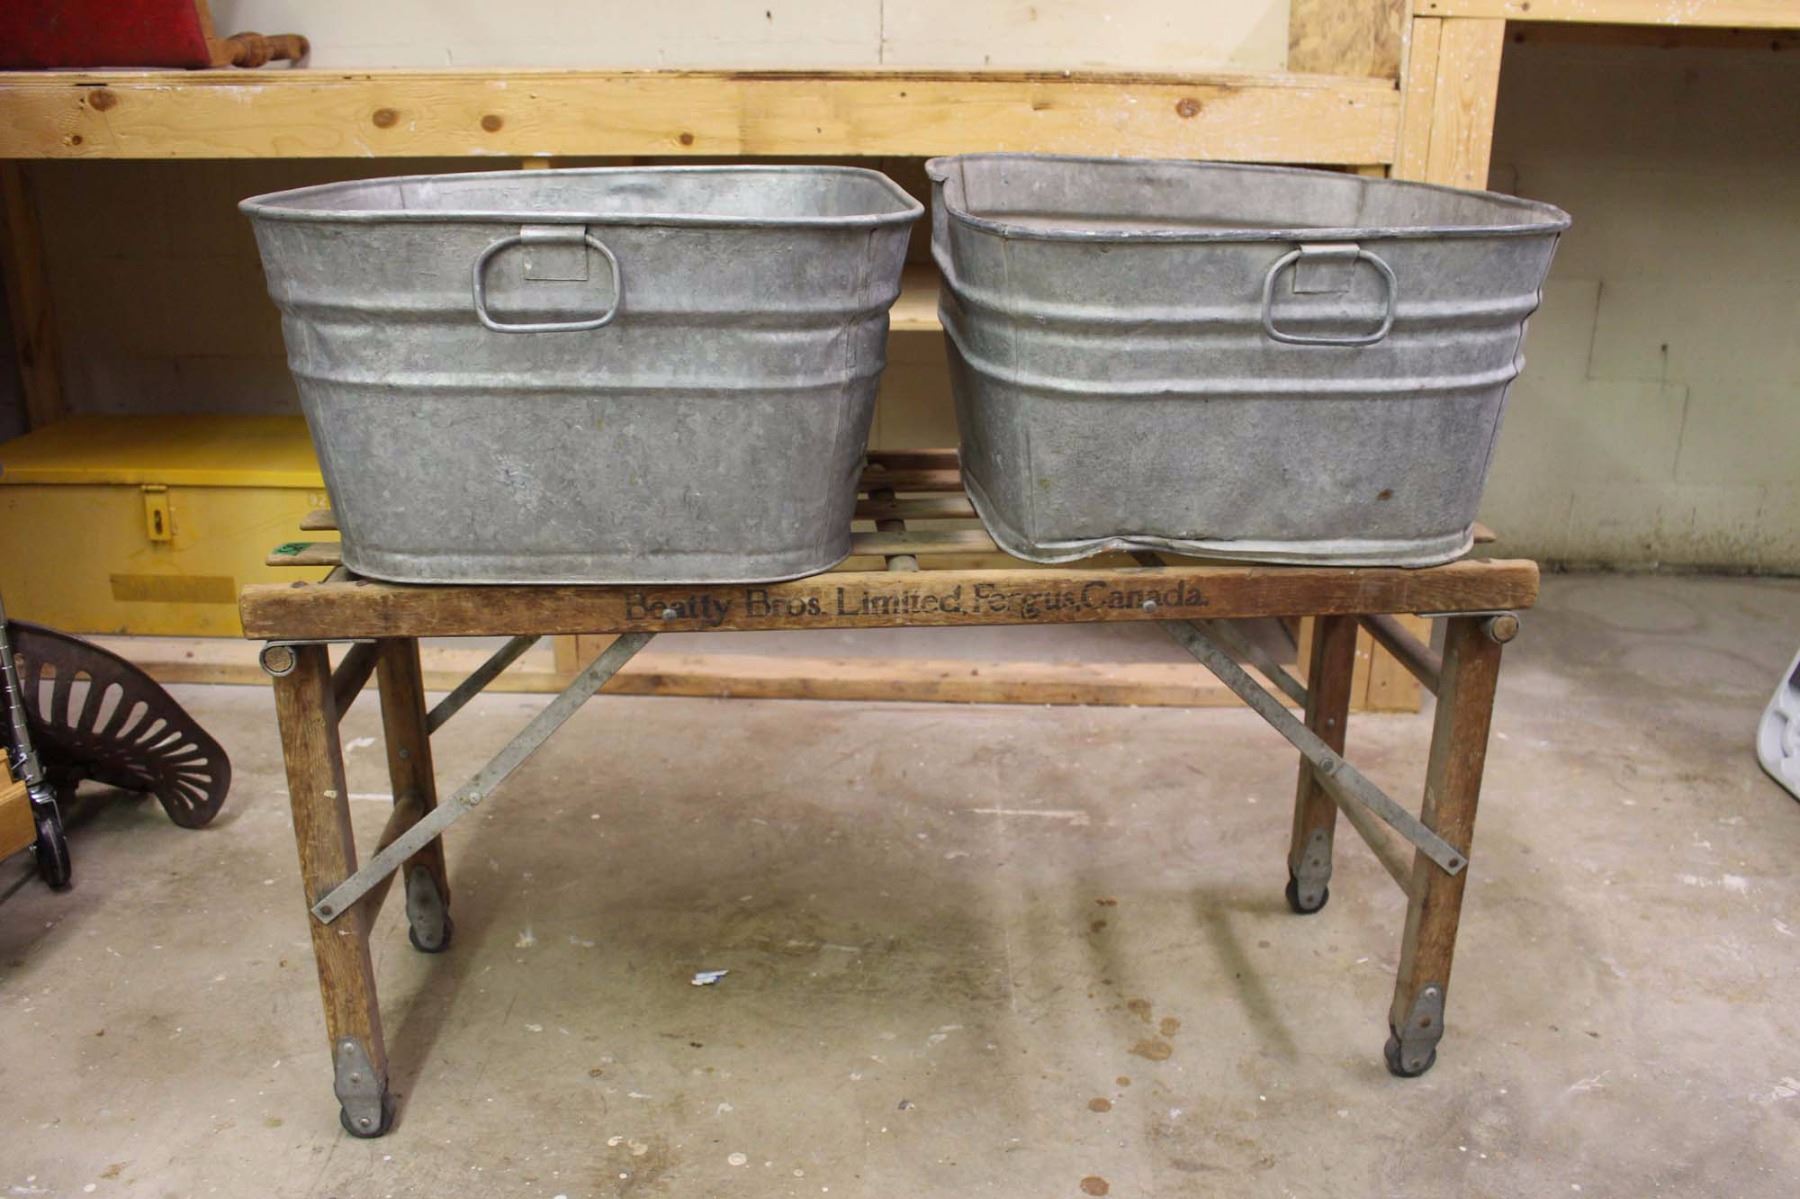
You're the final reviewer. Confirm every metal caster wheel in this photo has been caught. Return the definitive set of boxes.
[1384,1033,1437,1078]
[32,802,71,890]
[339,1092,394,1138]
[1284,874,1328,915]
[404,869,452,953]
[408,914,454,954]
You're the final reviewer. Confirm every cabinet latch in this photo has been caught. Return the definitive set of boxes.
[142,485,172,542]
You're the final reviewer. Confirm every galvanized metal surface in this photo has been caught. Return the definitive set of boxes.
[310,632,654,924]
[243,167,921,584]
[927,154,1570,567]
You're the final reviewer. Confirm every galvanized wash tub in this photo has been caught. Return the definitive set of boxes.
[242,166,921,583]
[927,154,1570,566]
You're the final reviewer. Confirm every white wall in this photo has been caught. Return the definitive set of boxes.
[1481,36,1799,571]
[211,1,1289,72]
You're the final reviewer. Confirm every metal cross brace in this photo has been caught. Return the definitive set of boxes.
[311,632,655,924]
[1195,618,1309,707]
[427,634,542,733]
[1162,620,1466,877]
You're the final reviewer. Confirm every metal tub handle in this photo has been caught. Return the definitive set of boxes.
[472,226,622,334]
[1260,242,1396,348]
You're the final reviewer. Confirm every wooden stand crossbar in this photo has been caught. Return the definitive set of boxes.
[248,452,1535,1136]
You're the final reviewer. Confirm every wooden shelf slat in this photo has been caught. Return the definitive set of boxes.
[851,529,996,557]
[857,466,963,493]
[610,651,1293,709]
[0,67,1401,163]
[89,636,1300,712]
[269,528,1000,568]
[857,495,977,521]
[867,447,958,470]
[1416,0,1797,27]
[267,541,342,567]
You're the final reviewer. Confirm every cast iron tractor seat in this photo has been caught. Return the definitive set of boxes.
[9,621,231,829]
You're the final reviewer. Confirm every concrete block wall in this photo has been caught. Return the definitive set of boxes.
[1480,36,1799,572]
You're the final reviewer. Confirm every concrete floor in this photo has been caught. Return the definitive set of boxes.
[3,573,1799,1198]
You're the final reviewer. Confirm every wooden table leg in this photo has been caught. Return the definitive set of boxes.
[1385,613,1512,1076]
[375,637,453,953]
[1286,614,1358,914]
[269,642,392,1136]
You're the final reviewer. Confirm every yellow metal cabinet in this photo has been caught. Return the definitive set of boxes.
[0,415,335,636]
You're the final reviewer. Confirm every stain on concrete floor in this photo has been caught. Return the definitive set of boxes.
[2,574,1798,1197]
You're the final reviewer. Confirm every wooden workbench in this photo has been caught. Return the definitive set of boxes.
[244,450,1538,1133]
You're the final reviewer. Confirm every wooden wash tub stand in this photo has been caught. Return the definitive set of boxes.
[243,448,1534,1137]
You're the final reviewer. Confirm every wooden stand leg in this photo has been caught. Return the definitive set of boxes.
[1286,614,1358,914]
[270,643,392,1137]
[1386,614,1508,1077]
[375,638,453,953]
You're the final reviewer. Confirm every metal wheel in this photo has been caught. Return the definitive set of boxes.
[32,797,71,890]
[408,914,454,955]
[1384,1033,1437,1079]
[1284,874,1329,915]
[339,1093,394,1139]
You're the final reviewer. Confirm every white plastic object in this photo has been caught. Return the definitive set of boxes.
[1757,647,1800,801]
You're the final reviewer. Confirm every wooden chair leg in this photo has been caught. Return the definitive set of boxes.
[270,643,392,1136]
[1386,614,1509,1077]
[375,638,453,953]
[1286,613,1358,914]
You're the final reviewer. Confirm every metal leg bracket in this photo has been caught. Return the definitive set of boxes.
[1386,983,1446,1077]
[334,1037,391,1137]
[1289,826,1333,912]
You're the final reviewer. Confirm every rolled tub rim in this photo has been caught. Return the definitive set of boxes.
[925,152,1571,244]
[239,163,925,230]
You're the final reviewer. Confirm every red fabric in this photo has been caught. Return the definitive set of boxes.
[0,0,212,69]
